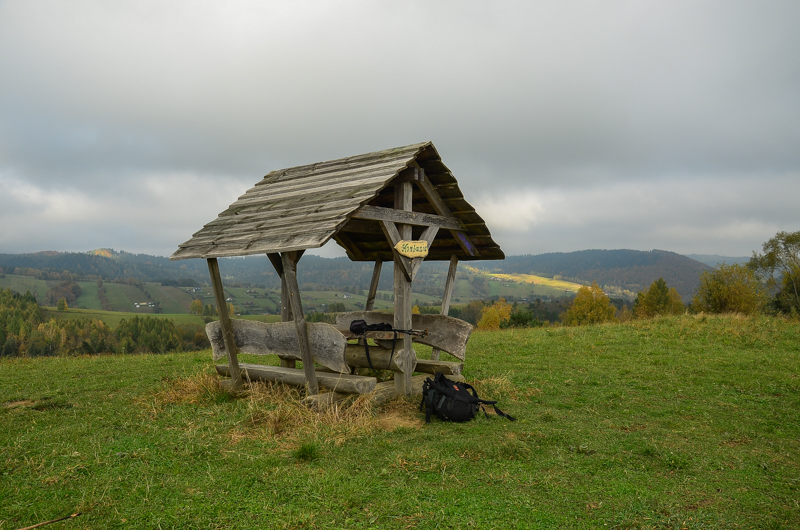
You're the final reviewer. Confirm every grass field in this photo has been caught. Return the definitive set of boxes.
[0,275,50,303]
[74,282,103,310]
[40,308,209,328]
[2,274,461,318]
[2,314,798,528]
[485,272,585,299]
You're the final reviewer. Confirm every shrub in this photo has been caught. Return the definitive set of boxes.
[633,278,684,318]
[562,282,617,326]
[501,308,544,328]
[693,263,768,314]
[477,299,512,330]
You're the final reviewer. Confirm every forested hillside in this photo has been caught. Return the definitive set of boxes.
[0,250,453,297]
[0,248,714,301]
[494,249,710,300]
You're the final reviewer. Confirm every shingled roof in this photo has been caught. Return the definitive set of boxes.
[170,141,504,262]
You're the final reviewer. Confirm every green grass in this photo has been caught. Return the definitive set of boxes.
[485,273,579,300]
[2,314,799,528]
[146,284,193,314]
[0,274,51,304]
[102,283,135,311]
[74,282,103,310]
[41,308,208,328]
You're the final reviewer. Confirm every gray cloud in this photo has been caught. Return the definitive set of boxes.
[1,0,798,257]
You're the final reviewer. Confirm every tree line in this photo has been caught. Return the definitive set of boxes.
[0,288,209,357]
[473,230,800,330]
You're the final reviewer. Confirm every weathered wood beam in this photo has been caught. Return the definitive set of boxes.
[414,359,463,376]
[281,252,319,395]
[345,344,416,373]
[379,220,413,281]
[411,225,439,278]
[351,205,466,231]
[431,254,458,361]
[206,320,349,373]
[392,166,425,183]
[339,219,383,235]
[394,181,414,395]
[216,363,376,395]
[207,258,242,390]
[267,252,294,367]
[365,260,382,311]
[417,178,480,257]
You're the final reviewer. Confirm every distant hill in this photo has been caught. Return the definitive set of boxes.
[685,254,751,267]
[0,250,441,295]
[492,249,710,301]
[0,248,712,302]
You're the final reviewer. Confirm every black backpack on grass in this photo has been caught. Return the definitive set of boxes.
[420,372,516,424]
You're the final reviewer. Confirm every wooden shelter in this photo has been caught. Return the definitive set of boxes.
[170,141,503,401]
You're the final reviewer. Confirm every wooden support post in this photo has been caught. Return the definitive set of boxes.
[431,254,458,361]
[268,252,295,368]
[394,181,413,395]
[281,252,319,396]
[207,258,242,390]
[365,260,382,311]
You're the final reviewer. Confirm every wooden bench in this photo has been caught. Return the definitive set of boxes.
[206,319,377,394]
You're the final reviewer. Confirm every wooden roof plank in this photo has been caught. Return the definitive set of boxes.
[242,158,413,200]
[255,144,427,183]
[188,205,356,240]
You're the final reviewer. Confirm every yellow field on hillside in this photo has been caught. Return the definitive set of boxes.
[487,272,584,293]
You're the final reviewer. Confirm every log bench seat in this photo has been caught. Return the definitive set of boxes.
[334,311,473,361]
[216,363,377,394]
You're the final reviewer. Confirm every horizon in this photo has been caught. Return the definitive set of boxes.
[0,246,753,261]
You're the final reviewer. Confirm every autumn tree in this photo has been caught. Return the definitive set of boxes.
[459,300,487,325]
[189,298,203,316]
[57,297,68,311]
[633,278,684,318]
[750,230,800,315]
[693,263,767,314]
[562,282,616,326]
[477,298,512,330]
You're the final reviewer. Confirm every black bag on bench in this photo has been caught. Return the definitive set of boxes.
[420,372,516,423]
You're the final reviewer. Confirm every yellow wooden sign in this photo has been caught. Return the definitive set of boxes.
[394,240,428,258]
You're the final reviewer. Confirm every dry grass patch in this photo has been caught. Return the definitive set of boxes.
[240,382,423,445]
[146,370,230,410]
[149,371,424,447]
[469,373,526,403]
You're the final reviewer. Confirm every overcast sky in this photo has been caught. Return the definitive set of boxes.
[1,0,798,259]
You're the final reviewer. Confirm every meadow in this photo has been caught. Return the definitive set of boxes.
[0,274,448,318]
[1,314,798,529]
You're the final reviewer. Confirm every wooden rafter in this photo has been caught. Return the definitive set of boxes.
[417,178,480,257]
[351,205,465,231]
